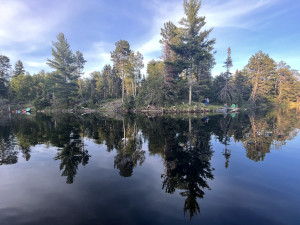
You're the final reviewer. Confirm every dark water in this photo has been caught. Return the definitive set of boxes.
[0,110,300,225]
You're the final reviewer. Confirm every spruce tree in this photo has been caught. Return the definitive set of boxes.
[219,47,234,103]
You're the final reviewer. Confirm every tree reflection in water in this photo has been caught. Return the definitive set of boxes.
[0,108,299,218]
[55,133,90,184]
[218,115,232,169]
[160,118,214,219]
[114,117,145,177]
[52,114,91,184]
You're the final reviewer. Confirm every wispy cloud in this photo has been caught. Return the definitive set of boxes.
[0,0,295,77]
[0,1,71,46]
[82,41,113,77]
[25,61,47,69]
[134,0,280,76]
[202,0,278,28]
[0,0,82,73]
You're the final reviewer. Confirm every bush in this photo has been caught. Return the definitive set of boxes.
[124,96,135,111]
[33,98,51,110]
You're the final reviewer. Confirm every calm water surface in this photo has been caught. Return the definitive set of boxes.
[0,110,299,225]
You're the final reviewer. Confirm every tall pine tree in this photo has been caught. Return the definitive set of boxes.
[171,0,215,105]
[47,33,84,106]
[13,60,25,77]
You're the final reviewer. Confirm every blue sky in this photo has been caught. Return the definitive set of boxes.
[0,0,299,77]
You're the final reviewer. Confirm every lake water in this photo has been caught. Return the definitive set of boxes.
[0,110,300,225]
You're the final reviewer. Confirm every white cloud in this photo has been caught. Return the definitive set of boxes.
[0,0,284,76]
[138,34,162,56]
[133,0,279,76]
[25,61,47,68]
[0,0,81,73]
[202,0,278,29]
[82,41,113,77]
[0,1,60,45]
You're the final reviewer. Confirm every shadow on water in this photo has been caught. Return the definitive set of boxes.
[0,108,299,220]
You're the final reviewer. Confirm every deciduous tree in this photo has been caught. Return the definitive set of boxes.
[111,40,131,103]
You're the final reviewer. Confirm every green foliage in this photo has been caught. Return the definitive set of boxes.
[246,51,277,105]
[3,2,300,110]
[110,40,144,102]
[13,60,25,77]
[0,55,11,98]
[169,0,216,105]
[33,98,51,110]
[136,60,165,107]
[219,47,234,103]
[111,40,131,103]
[275,62,300,104]
[10,73,34,102]
[123,95,136,111]
[46,33,85,106]
[232,69,251,105]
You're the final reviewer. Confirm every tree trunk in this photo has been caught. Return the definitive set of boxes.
[122,69,124,103]
[132,81,134,97]
[250,65,260,103]
[123,118,126,146]
[189,74,192,106]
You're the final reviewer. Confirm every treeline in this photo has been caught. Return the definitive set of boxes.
[0,0,299,110]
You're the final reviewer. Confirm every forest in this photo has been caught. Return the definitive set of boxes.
[0,0,299,111]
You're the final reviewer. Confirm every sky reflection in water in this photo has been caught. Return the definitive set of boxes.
[0,110,300,225]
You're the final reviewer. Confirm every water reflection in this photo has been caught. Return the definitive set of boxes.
[0,108,299,219]
[114,118,145,177]
[160,118,214,219]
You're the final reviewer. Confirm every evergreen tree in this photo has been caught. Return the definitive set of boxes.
[246,51,277,105]
[110,66,122,99]
[74,50,86,77]
[0,55,11,98]
[212,73,226,103]
[96,67,109,99]
[170,0,216,105]
[90,71,101,101]
[219,47,234,103]
[194,57,214,101]
[136,60,164,107]
[160,21,180,103]
[47,33,83,106]
[275,62,299,103]
[13,60,25,77]
[132,51,144,98]
[232,69,251,105]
